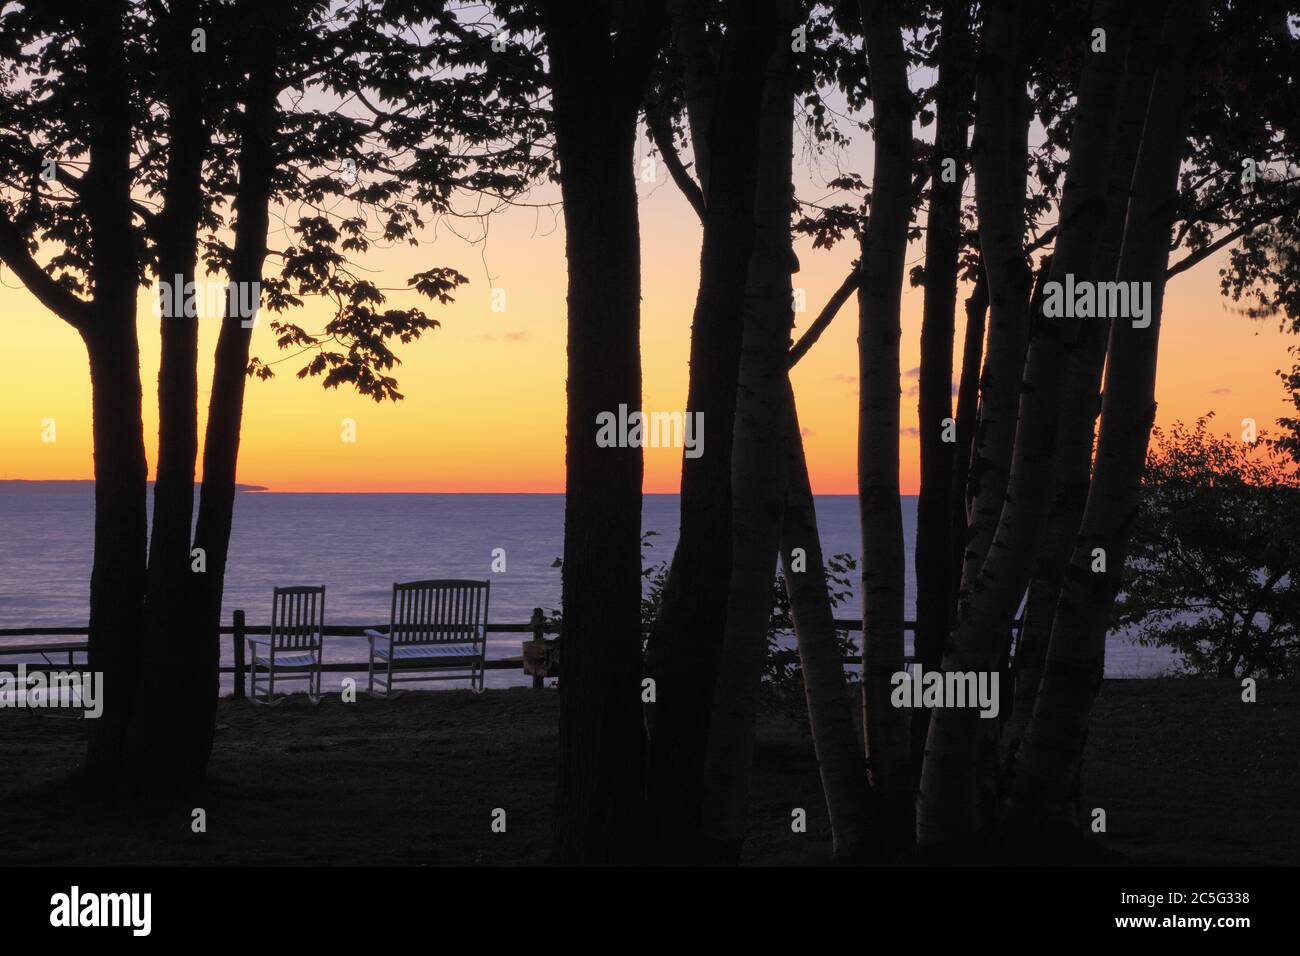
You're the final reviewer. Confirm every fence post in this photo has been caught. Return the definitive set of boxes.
[530,607,545,689]
[233,609,246,699]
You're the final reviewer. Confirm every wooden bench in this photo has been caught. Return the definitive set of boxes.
[366,580,490,695]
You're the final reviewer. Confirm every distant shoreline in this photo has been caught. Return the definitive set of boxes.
[0,479,270,493]
[0,481,868,497]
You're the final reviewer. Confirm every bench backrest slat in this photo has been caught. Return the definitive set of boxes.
[389,579,489,645]
[270,586,325,649]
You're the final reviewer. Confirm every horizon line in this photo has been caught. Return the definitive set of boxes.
[0,478,870,496]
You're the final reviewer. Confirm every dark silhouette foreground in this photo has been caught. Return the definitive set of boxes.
[0,681,1293,866]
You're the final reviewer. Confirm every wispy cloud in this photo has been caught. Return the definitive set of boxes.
[901,374,958,398]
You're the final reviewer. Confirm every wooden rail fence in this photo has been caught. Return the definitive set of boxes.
[2,611,977,698]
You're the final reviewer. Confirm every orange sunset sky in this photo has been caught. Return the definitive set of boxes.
[1,129,1293,495]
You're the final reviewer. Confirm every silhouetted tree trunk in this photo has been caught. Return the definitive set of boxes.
[918,0,1032,848]
[780,384,872,860]
[1004,3,1164,771]
[82,328,149,782]
[667,0,717,194]
[189,10,284,783]
[0,2,147,784]
[644,0,777,863]
[701,17,796,861]
[911,0,974,780]
[1009,0,1208,838]
[956,6,1035,598]
[856,0,912,842]
[949,265,987,609]
[131,0,210,790]
[541,0,663,864]
[920,0,1141,851]
[79,1,149,782]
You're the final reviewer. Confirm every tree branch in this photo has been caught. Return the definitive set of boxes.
[788,264,861,367]
[646,100,705,221]
[1027,222,1058,254]
[782,167,934,368]
[1166,197,1300,280]
[912,168,931,197]
[53,164,160,230]
[0,211,91,330]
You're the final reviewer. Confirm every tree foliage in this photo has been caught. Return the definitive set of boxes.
[0,0,549,399]
[1117,416,1300,678]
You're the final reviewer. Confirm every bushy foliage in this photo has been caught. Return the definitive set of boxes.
[638,534,859,729]
[1117,416,1300,678]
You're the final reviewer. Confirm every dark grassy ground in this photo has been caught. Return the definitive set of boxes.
[0,679,1294,865]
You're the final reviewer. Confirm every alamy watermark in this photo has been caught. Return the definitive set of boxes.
[890,664,1000,719]
[50,886,150,936]
[0,665,103,718]
[595,404,704,459]
[1042,273,1152,328]
[154,273,261,328]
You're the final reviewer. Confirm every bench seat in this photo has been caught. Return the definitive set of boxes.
[252,650,319,669]
[373,643,481,660]
[367,580,490,695]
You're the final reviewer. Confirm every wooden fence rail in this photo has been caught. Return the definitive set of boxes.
[2,611,986,698]
[0,617,942,639]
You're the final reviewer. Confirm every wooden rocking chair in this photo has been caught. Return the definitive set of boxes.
[247,586,325,705]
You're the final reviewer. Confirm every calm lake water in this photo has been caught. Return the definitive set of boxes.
[0,486,1177,690]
